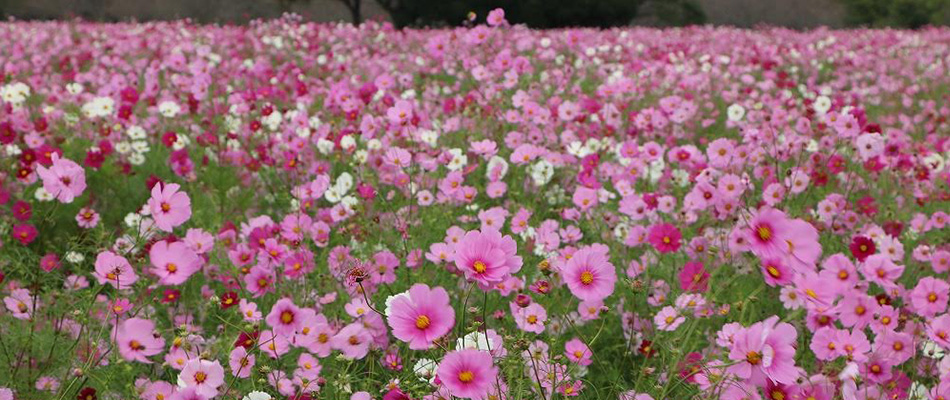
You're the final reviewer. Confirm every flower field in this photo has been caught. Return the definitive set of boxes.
[0,10,949,400]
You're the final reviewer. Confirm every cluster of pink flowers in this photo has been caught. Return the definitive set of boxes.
[0,8,948,400]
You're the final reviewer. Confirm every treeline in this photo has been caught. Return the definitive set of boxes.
[838,0,950,28]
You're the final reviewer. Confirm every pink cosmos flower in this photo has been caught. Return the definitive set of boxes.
[564,338,592,366]
[4,288,36,320]
[244,266,275,298]
[874,330,914,365]
[183,228,215,254]
[239,299,262,322]
[332,322,372,360]
[148,182,192,232]
[75,207,100,228]
[486,8,507,26]
[436,349,498,400]
[35,153,86,203]
[760,257,792,287]
[647,223,681,253]
[745,207,791,259]
[927,314,950,348]
[295,352,322,382]
[94,250,138,289]
[116,318,165,363]
[453,229,522,286]
[265,298,302,338]
[387,284,455,350]
[654,306,685,331]
[727,316,801,386]
[170,387,206,400]
[837,292,879,329]
[258,329,291,359]
[910,277,949,317]
[513,302,546,334]
[572,187,599,211]
[860,254,904,289]
[150,240,201,285]
[228,346,254,378]
[178,359,225,398]
[810,327,842,361]
[561,244,617,301]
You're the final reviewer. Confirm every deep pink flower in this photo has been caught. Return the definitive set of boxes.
[386,284,455,350]
[11,224,37,245]
[647,223,681,253]
[678,261,709,293]
[849,236,876,262]
[436,350,498,399]
[39,253,60,272]
[148,182,192,232]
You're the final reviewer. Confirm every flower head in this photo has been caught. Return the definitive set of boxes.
[387,284,455,350]
[148,183,192,232]
[436,350,498,399]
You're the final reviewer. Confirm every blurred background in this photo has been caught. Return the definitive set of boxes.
[1,0,948,28]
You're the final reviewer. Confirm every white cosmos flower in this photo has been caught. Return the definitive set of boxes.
[158,101,181,118]
[727,103,745,122]
[242,391,272,400]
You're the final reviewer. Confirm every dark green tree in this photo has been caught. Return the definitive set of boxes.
[839,0,950,27]
[374,0,646,28]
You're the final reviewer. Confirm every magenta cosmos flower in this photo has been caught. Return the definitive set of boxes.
[35,153,86,203]
[116,318,165,363]
[148,182,192,232]
[453,229,522,285]
[178,359,225,398]
[561,243,617,301]
[150,240,201,285]
[436,349,498,399]
[386,284,455,350]
[647,223,681,253]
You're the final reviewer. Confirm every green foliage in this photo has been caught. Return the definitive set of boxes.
[839,0,950,28]
[648,0,707,27]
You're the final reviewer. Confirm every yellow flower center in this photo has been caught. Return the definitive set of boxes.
[473,261,487,273]
[415,315,431,329]
[281,311,294,324]
[580,271,594,285]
